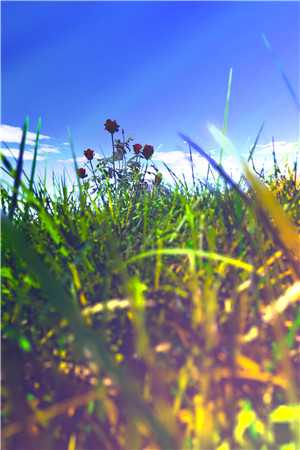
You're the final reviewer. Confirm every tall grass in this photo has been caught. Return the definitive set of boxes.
[1,115,300,450]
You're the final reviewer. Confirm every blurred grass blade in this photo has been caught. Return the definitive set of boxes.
[262,33,300,112]
[67,127,82,199]
[179,132,250,204]
[219,67,233,166]
[208,124,300,276]
[9,117,29,218]
[208,123,240,161]
[127,277,149,358]
[29,117,42,193]
[262,281,300,324]
[247,122,265,162]
[1,141,31,183]
[1,141,18,164]
[270,404,300,424]
[243,164,300,276]
[1,152,14,174]
[163,161,181,186]
[223,67,233,136]
[188,143,196,188]
[3,217,177,449]
[126,247,254,272]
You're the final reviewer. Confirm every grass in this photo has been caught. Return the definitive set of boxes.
[1,118,300,450]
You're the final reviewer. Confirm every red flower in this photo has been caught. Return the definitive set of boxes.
[133,143,142,154]
[104,119,120,134]
[77,168,87,179]
[142,144,154,160]
[84,148,95,161]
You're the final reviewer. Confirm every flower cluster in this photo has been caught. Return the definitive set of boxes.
[77,118,161,189]
[133,143,154,160]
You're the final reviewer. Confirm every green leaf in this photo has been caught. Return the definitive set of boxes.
[87,400,95,415]
[19,336,32,352]
[1,267,13,280]
[26,393,36,402]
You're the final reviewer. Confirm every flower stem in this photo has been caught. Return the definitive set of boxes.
[142,160,149,184]
[90,160,99,188]
[89,160,106,206]
[111,133,117,187]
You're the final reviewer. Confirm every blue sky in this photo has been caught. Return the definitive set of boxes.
[1,1,299,183]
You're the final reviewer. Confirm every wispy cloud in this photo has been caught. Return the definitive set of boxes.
[58,152,102,164]
[0,148,45,161]
[0,124,62,156]
[38,144,61,154]
[0,124,50,145]
[248,140,299,175]
[154,139,299,185]
[255,140,299,157]
[154,150,210,182]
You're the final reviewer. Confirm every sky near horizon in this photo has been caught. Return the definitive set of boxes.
[1,1,300,184]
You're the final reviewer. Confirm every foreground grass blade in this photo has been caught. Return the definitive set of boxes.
[247,122,265,162]
[67,127,82,199]
[243,165,300,277]
[209,124,300,277]
[178,132,250,204]
[9,117,29,219]
[219,67,233,166]
[29,117,42,193]
[126,247,254,272]
[3,217,177,449]
[262,33,300,112]
[1,152,14,174]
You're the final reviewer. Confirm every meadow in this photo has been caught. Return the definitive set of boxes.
[1,115,300,450]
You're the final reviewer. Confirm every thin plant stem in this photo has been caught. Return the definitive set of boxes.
[111,133,117,187]
[188,143,195,188]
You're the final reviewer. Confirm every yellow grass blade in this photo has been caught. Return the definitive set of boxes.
[126,248,253,273]
[243,165,300,275]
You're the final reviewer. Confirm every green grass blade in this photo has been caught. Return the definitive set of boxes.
[219,67,233,166]
[3,217,177,449]
[247,121,265,162]
[29,117,42,193]
[243,164,300,277]
[9,117,29,218]
[126,247,254,272]
[262,33,300,112]
[179,132,250,204]
[1,152,14,175]
[67,127,82,199]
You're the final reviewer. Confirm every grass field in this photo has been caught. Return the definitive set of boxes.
[1,117,300,450]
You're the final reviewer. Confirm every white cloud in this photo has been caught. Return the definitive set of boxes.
[58,152,102,164]
[38,144,60,154]
[247,140,299,175]
[0,124,62,155]
[255,140,299,159]
[1,148,45,161]
[0,124,51,145]
[153,141,299,185]
[154,150,211,183]
[257,140,299,153]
